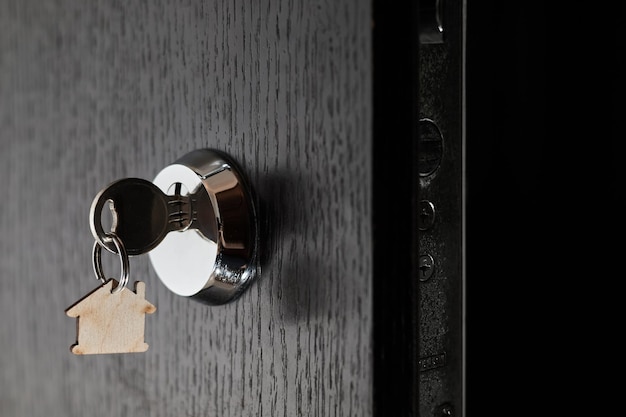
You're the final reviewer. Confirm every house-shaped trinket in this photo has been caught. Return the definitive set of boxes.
[66,279,156,355]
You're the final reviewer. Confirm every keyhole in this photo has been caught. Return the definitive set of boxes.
[418,200,436,231]
[420,209,430,223]
[165,182,193,231]
[418,254,434,281]
[418,119,443,177]
[166,181,189,196]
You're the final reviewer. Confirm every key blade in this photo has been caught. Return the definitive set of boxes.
[166,194,195,232]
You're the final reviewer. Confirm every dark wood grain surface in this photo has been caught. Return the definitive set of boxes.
[0,1,372,415]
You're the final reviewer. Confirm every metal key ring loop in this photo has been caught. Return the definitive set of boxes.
[92,232,130,294]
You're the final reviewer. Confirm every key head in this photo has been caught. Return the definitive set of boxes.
[90,178,169,256]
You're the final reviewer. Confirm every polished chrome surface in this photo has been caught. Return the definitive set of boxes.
[149,149,258,305]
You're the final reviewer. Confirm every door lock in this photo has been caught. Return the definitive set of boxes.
[89,149,259,305]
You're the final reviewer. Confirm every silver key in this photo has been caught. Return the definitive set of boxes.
[90,178,197,256]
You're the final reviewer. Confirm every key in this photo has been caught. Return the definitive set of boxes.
[89,178,197,256]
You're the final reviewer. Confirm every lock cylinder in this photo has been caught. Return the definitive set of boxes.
[148,149,259,305]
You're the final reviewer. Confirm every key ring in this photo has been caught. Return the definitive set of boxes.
[92,232,130,294]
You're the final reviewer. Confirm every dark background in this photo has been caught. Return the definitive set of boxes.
[466,1,624,412]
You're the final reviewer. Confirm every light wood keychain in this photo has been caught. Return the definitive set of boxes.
[66,232,156,355]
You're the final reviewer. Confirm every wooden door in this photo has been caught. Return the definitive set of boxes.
[0,1,372,416]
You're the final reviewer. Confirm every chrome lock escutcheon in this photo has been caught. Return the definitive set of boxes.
[89,149,258,305]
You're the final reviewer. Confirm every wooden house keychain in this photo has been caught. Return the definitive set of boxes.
[66,177,187,355]
[66,232,156,355]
